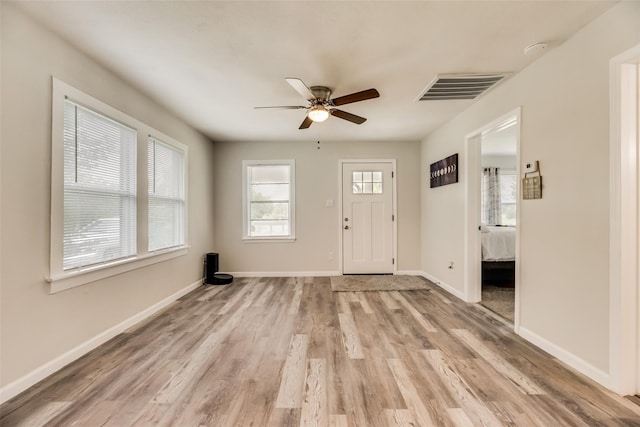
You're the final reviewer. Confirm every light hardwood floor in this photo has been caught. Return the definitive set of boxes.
[2,277,639,426]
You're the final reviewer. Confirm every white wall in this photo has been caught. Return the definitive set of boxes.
[0,4,216,396]
[421,1,640,380]
[213,140,421,274]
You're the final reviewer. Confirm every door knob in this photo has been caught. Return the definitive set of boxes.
[344,225,350,230]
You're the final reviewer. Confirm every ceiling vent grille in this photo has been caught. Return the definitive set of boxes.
[418,73,509,101]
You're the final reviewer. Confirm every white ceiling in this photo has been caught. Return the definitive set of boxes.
[482,123,518,157]
[14,1,615,142]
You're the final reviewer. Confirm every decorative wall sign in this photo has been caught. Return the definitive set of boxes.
[430,153,458,188]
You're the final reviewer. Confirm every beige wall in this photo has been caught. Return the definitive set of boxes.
[213,140,421,274]
[421,1,640,374]
[1,4,216,389]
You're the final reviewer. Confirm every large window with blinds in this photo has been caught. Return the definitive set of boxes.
[50,78,188,292]
[148,137,186,251]
[63,100,137,270]
[242,160,295,241]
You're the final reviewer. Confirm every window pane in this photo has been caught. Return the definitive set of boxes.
[250,202,289,220]
[250,220,289,237]
[251,183,289,201]
[251,165,289,183]
[500,174,517,204]
[352,170,383,194]
[501,204,516,226]
[149,198,185,251]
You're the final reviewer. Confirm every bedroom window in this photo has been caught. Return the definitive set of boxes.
[500,173,517,226]
[482,168,516,226]
[148,137,186,251]
[50,78,188,293]
[242,160,295,241]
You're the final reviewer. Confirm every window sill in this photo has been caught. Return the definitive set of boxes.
[242,237,296,243]
[47,246,189,294]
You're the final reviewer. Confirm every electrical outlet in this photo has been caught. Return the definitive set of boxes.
[326,199,334,207]
[328,251,334,260]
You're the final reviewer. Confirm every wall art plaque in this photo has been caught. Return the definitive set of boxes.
[430,153,458,188]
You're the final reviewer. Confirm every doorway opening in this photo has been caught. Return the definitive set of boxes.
[479,117,518,321]
[464,108,521,327]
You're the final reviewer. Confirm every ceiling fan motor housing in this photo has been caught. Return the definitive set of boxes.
[310,86,332,103]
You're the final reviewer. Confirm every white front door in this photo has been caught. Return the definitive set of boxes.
[342,162,394,274]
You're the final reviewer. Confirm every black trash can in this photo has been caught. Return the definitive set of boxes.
[204,252,233,285]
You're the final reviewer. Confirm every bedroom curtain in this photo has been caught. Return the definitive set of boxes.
[482,167,502,225]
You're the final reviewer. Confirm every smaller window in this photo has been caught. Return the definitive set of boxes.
[243,160,295,241]
[352,170,383,194]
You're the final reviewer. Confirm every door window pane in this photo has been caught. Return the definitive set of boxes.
[352,170,383,194]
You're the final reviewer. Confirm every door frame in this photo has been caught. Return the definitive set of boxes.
[338,159,397,275]
[609,43,640,395]
[464,107,522,331]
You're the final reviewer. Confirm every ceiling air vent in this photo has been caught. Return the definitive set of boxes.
[418,73,509,101]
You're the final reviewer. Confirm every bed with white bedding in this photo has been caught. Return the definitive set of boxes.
[481,225,515,286]
[481,225,516,261]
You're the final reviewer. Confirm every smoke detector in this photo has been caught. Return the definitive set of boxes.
[524,42,549,55]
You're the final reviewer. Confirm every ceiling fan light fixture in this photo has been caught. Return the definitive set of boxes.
[308,105,330,122]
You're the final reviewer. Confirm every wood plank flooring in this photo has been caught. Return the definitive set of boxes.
[2,277,640,426]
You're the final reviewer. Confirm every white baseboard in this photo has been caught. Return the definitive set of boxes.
[396,270,424,276]
[229,271,424,278]
[227,271,340,278]
[0,279,202,405]
[518,326,611,389]
[421,271,466,301]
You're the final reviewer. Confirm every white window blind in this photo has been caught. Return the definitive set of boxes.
[63,100,137,270]
[148,137,186,251]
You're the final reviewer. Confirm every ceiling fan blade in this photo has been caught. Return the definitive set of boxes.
[286,78,315,100]
[331,88,380,106]
[330,109,367,125]
[254,106,306,109]
[299,116,313,129]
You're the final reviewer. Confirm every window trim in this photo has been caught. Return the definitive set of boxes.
[49,78,188,293]
[242,159,296,242]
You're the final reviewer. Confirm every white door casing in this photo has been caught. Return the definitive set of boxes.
[341,161,394,274]
[464,108,521,329]
[609,44,640,395]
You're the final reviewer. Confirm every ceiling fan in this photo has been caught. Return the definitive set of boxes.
[255,78,380,129]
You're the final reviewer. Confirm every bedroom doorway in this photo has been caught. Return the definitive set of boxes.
[464,109,520,325]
